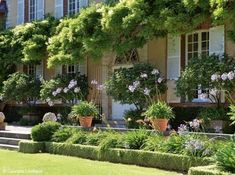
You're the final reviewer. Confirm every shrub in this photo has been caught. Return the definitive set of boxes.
[19,141,45,153]
[216,141,235,173]
[31,122,61,141]
[144,101,175,120]
[142,135,164,151]
[98,132,124,152]
[105,63,167,110]
[66,131,87,144]
[52,127,77,142]
[189,165,233,175]
[125,129,150,149]
[123,109,144,129]
[1,72,41,106]
[40,73,88,106]
[85,131,109,146]
[228,105,235,125]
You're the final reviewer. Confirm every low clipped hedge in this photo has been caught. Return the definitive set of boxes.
[19,141,45,153]
[19,141,213,172]
[189,165,233,175]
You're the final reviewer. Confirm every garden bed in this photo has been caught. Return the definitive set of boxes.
[189,165,233,175]
[19,141,213,172]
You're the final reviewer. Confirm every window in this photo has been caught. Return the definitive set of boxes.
[29,0,36,21]
[68,0,79,15]
[186,30,210,101]
[28,64,36,76]
[67,65,78,75]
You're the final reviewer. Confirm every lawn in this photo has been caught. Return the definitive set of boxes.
[0,149,182,175]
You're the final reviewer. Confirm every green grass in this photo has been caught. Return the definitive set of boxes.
[0,149,182,175]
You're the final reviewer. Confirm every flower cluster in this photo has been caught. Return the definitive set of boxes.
[178,119,203,134]
[42,112,57,122]
[184,139,211,157]
[46,79,82,106]
[127,68,165,102]
[211,70,235,82]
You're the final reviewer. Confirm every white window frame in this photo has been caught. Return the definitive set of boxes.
[27,64,36,76]
[67,64,79,75]
[68,0,80,15]
[185,29,210,102]
[29,0,36,22]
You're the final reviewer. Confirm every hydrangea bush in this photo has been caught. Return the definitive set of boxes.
[106,63,167,110]
[42,112,57,122]
[40,73,88,106]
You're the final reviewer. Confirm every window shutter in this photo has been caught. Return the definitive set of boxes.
[78,62,87,75]
[6,0,11,28]
[36,61,43,79]
[55,0,63,18]
[167,34,181,103]
[79,0,88,11]
[36,0,44,20]
[55,65,62,76]
[209,25,225,56]
[17,0,24,24]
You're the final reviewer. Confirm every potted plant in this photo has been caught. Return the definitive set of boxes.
[70,101,99,128]
[0,112,6,130]
[144,101,174,131]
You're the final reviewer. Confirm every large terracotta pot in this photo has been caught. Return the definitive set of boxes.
[152,119,168,131]
[79,116,93,128]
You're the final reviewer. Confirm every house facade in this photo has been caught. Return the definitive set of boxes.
[3,0,235,120]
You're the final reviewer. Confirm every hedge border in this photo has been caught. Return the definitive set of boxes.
[189,165,233,175]
[19,141,213,172]
[19,141,45,153]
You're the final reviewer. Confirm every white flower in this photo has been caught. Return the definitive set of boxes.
[227,71,235,80]
[133,81,140,88]
[143,88,150,95]
[74,87,81,93]
[151,69,159,75]
[157,77,163,83]
[56,88,62,94]
[221,73,228,81]
[68,80,77,89]
[189,119,200,129]
[52,91,57,97]
[211,74,219,81]
[97,84,105,91]
[128,85,136,93]
[91,80,98,85]
[178,124,188,134]
[42,112,57,122]
[48,101,54,107]
[63,87,69,93]
[140,73,148,78]
[46,98,51,102]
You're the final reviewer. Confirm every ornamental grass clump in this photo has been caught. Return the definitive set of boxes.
[52,127,77,143]
[216,141,235,173]
[125,129,150,149]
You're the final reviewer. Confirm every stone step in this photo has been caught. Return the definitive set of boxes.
[0,131,31,140]
[0,137,26,146]
[0,143,19,151]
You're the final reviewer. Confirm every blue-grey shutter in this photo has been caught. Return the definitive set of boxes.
[55,0,63,18]
[79,0,88,11]
[17,0,24,24]
[36,0,44,20]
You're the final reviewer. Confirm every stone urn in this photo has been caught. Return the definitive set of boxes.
[0,112,7,130]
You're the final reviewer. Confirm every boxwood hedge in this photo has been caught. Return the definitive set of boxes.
[189,165,233,175]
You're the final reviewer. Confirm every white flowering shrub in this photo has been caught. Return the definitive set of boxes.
[40,73,88,106]
[0,112,5,123]
[42,112,57,122]
[176,54,235,105]
[106,63,167,109]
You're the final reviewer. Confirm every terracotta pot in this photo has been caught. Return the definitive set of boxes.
[79,116,93,128]
[152,119,168,131]
[0,122,6,130]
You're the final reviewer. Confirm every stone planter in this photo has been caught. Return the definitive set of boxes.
[79,116,93,128]
[0,122,6,130]
[152,119,168,132]
[210,120,227,133]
